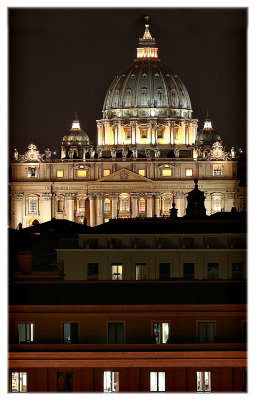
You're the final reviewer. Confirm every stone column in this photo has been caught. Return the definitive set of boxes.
[88,194,96,227]
[65,193,76,222]
[96,193,103,225]
[131,193,139,218]
[111,193,118,219]
[185,122,189,145]
[155,194,161,217]
[14,193,24,228]
[170,121,174,144]
[146,193,154,217]
[42,193,52,222]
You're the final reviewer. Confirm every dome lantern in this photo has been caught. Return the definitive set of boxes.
[136,16,159,60]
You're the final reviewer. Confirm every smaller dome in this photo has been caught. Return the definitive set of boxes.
[62,114,90,146]
[196,117,221,146]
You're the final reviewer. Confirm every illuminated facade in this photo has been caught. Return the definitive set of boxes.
[10,20,245,228]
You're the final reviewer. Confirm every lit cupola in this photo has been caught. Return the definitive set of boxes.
[61,112,91,160]
[195,112,222,147]
[136,16,159,60]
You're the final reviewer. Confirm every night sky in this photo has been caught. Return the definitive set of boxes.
[9,8,247,156]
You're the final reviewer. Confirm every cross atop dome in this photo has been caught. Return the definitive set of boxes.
[136,16,158,60]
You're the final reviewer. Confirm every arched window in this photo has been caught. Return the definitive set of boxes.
[120,196,129,212]
[79,198,85,212]
[104,198,111,213]
[139,198,146,213]
[29,198,37,214]
[212,195,222,213]
[162,196,172,214]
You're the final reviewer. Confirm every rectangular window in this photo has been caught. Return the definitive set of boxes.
[185,168,193,177]
[212,195,222,212]
[103,371,119,392]
[136,263,146,280]
[104,198,111,213]
[108,323,124,344]
[77,170,87,177]
[141,128,148,138]
[162,169,172,177]
[28,198,37,214]
[104,169,111,177]
[18,323,33,344]
[57,199,64,212]
[196,371,211,392]
[213,166,222,176]
[11,372,27,392]
[232,263,243,280]
[57,170,64,178]
[87,263,99,280]
[153,322,170,344]
[112,264,123,280]
[183,263,194,280]
[124,127,131,139]
[198,322,214,343]
[159,263,170,280]
[182,237,194,248]
[207,263,219,280]
[63,323,78,344]
[28,167,37,177]
[150,372,165,392]
[157,127,165,139]
[138,169,145,176]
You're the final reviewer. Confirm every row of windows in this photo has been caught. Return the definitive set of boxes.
[87,262,244,281]
[17,321,247,345]
[27,166,223,179]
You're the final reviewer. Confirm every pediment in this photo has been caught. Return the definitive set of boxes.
[97,168,152,182]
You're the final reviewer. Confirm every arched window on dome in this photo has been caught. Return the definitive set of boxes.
[157,88,163,105]
[141,87,147,106]
[139,198,146,214]
[104,198,111,214]
[125,88,132,107]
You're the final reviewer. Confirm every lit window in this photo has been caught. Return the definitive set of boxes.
[103,371,119,392]
[120,196,129,212]
[11,372,27,392]
[136,263,146,280]
[208,263,219,280]
[77,170,87,177]
[138,169,145,176]
[157,127,165,139]
[232,263,243,280]
[28,167,37,177]
[63,323,78,344]
[104,169,111,177]
[198,322,214,343]
[196,371,211,392]
[140,128,148,138]
[139,198,146,213]
[185,168,193,177]
[162,196,172,214]
[213,166,222,176]
[104,198,111,213]
[212,196,222,212]
[18,323,33,344]
[124,127,131,139]
[162,169,172,177]
[153,322,169,344]
[57,200,63,212]
[174,127,178,141]
[108,323,124,344]
[112,264,123,280]
[150,372,165,392]
[57,170,64,178]
[28,198,37,214]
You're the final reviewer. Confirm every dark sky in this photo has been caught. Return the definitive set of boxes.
[9,8,247,155]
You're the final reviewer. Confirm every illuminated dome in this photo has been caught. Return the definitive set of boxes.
[103,62,192,119]
[62,113,90,146]
[195,117,222,146]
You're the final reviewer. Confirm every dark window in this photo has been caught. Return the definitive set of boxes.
[232,263,243,280]
[207,263,219,280]
[136,263,146,280]
[63,323,78,344]
[183,263,194,280]
[198,322,214,343]
[182,237,194,248]
[108,323,124,344]
[87,263,99,280]
[159,263,170,280]
[153,322,170,343]
[57,372,73,392]
[242,321,247,342]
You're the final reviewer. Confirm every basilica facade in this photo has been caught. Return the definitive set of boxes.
[10,21,244,229]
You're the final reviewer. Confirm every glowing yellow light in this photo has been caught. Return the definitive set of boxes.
[204,120,212,129]
[104,169,111,176]
[138,169,145,176]
[77,170,87,177]
[72,121,80,129]
[57,170,64,178]
[137,47,158,58]
[162,169,172,177]
[185,169,193,177]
